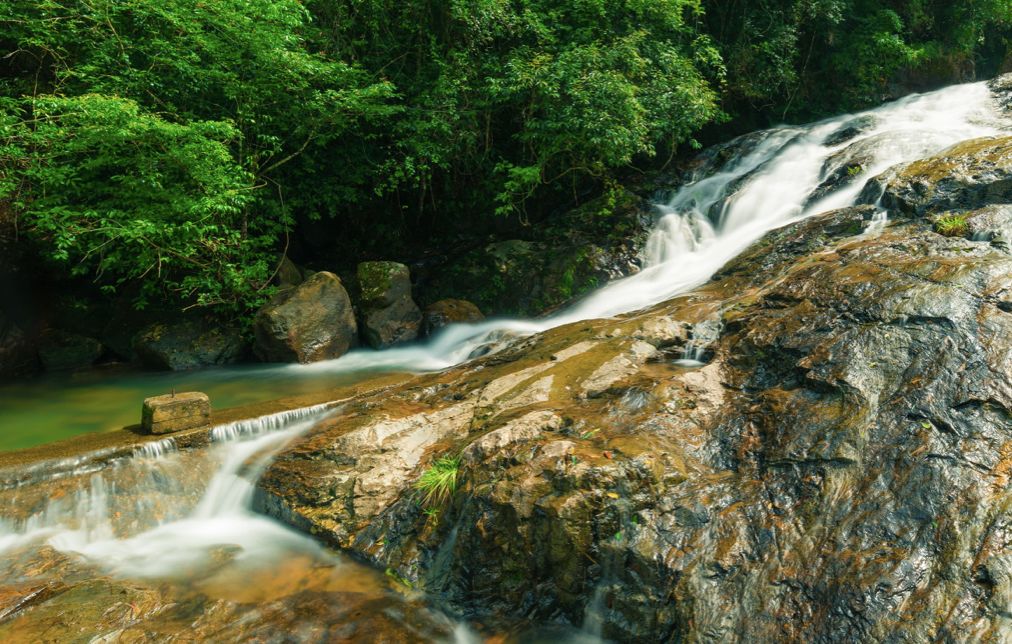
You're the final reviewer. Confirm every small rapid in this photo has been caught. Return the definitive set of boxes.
[0,407,332,577]
[0,407,480,641]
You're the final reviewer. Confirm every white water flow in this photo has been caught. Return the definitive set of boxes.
[0,408,333,578]
[279,80,1011,377]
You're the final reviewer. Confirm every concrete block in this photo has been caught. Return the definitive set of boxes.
[141,392,211,435]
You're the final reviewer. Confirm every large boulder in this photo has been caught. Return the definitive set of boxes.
[134,320,245,371]
[357,262,422,349]
[37,330,103,372]
[421,299,484,337]
[253,271,357,363]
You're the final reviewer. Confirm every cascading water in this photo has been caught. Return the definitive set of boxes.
[0,408,332,576]
[281,80,1012,377]
[0,407,477,640]
[5,82,1008,451]
[2,80,1011,640]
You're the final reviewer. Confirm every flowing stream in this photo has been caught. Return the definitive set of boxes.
[1,81,1011,639]
[3,80,1009,451]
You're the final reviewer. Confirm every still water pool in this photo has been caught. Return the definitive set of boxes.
[0,361,382,451]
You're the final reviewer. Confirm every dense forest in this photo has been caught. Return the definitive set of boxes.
[1,0,1010,322]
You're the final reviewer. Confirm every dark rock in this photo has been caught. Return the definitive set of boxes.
[862,136,1012,215]
[357,261,422,349]
[37,330,103,372]
[134,320,245,371]
[0,311,38,380]
[274,255,304,289]
[421,299,484,336]
[418,190,653,317]
[253,271,357,363]
[823,115,877,146]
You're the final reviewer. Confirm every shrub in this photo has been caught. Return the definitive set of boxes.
[414,456,461,506]
[934,214,968,237]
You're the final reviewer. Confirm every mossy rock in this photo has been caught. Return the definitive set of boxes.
[134,319,246,371]
[358,261,412,309]
[418,189,652,317]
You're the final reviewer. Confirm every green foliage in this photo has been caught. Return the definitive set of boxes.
[1,95,272,311]
[311,0,724,219]
[1,0,1010,325]
[0,0,394,314]
[705,0,1012,119]
[934,214,969,237]
[414,456,461,506]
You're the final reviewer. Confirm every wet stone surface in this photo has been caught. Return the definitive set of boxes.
[257,188,1012,640]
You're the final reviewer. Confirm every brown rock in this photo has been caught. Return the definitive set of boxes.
[253,271,357,363]
[357,262,422,349]
[141,392,210,435]
[421,299,484,336]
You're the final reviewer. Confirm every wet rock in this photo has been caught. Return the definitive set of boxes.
[964,204,1012,246]
[823,115,877,146]
[807,133,925,206]
[37,330,103,372]
[141,392,210,435]
[988,72,1012,113]
[253,271,357,363]
[257,187,1012,640]
[863,136,1012,215]
[134,320,244,371]
[357,261,422,349]
[421,299,484,336]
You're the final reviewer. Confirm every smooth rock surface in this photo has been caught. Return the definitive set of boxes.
[253,272,357,363]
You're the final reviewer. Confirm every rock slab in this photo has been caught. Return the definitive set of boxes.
[141,392,210,435]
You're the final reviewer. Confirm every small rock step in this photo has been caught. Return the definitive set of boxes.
[141,392,211,435]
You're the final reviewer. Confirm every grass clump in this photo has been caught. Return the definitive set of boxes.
[415,456,460,505]
[934,215,968,237]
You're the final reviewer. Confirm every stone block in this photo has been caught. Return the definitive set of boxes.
[141,392,211,435]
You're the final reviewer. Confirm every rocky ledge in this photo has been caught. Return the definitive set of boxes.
[255,133,1012,640]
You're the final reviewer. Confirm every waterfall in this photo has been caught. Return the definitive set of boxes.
[209,402,338,442]
[269,80,1011,378]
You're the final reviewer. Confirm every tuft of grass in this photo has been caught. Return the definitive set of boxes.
[415,456,460,505]
[934,215,968,237]
[846,164,863,177]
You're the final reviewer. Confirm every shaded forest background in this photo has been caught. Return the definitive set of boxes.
[1,0,1010,322]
